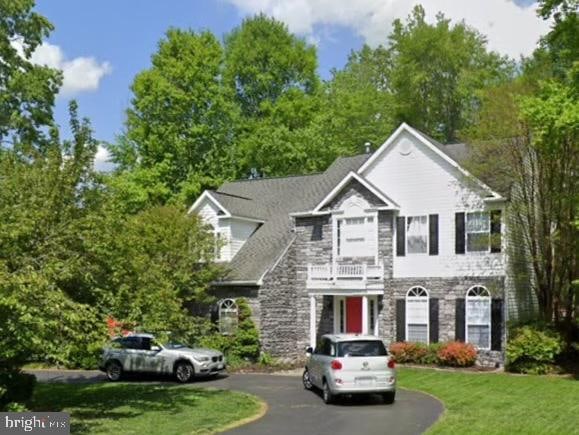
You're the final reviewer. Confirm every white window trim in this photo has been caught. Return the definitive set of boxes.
[218,298,238,335]
[333,296,378,335]
[406,215,429,255]
[465,286,491,350]
[405,286,429,344]
[465,211,491,253]
[332,211,378,261]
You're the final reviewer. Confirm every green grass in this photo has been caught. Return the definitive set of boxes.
[398,368,579,434]
[31,383,263,435]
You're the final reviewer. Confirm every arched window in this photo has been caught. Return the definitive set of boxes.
[406,287,429,344]
[218,299,238,335]
[466,286,491,349]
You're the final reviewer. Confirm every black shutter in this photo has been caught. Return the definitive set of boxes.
[396,299,406,342]
[490,210,502,253]
[396,217,405,257]
[429,298,439,343]
[491,299,503,351]
[455,212,465,254]
[455,298,466,341]
[429,214,439,255]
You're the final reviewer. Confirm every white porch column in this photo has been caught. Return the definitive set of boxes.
[310,295,317,348]
[362,295,369,335]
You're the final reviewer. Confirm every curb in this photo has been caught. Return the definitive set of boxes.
[216,397,268,433]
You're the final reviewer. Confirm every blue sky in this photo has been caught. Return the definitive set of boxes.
[34,0,547,166]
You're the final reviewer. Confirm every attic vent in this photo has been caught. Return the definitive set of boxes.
[399,139,413,156]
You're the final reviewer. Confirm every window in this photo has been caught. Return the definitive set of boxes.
[407,216,428,254]
[466,286,491,349]
[466,212,490,252]
[406,287,429,344]
[218,299,238,335]
[337,216,376,257]
[337,340,387,357]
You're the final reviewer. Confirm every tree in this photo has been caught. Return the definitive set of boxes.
[465,78,578,327]
[314,45,395,158]
[223,14,319,119]
[113,28,236,206]
[0,0,61,148]
[386,5,514,142]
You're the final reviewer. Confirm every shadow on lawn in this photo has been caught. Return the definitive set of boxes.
[31,382,225,434]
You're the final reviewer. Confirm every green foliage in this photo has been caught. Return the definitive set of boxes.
[387,5,514,142]
[0,370,36,411]
[0,0,62,146]
[224,14,319,118]
[507,324,564,374]
[198,298,260,364]
[114,28,237,204]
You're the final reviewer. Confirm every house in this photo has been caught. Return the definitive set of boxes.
[189,123,514,366]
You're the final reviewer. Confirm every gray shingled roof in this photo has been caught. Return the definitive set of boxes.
[215,154,370,283]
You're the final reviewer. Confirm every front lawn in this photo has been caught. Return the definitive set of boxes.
[31,383,263,434]
[398,368,579,434]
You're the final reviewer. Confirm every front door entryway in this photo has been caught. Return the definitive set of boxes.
[346,297,362,333]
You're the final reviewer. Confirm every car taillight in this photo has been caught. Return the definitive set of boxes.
[387,359,395,369]
[331,359,342,370]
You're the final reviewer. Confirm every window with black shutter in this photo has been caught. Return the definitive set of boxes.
[396,299,406,341]
[491,299,503,351]
[455,298,466,341]
[490,210,502,253]
[429,298,439,343]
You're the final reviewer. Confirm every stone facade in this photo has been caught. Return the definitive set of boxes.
[218,184,506,366]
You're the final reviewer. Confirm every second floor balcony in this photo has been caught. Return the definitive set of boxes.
[306,263,384,290]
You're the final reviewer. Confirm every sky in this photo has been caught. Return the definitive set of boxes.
[33,0,550,170]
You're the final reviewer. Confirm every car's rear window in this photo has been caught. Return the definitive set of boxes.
[337,340,387,357]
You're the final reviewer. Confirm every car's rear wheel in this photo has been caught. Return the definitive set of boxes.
[322,381,335,404]
[302,369,313,390]
[105,361,122,382]
[382,391,396,404]
[174,361,194,383]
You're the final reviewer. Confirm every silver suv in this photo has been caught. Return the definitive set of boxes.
[302,334,396,404]
[99,333,225,383]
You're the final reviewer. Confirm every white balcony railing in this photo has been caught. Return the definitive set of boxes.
[307,263,384,283]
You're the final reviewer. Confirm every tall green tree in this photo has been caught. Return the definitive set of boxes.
[223,14,319,119]
[386,5,514,142]
[112,28,236,206]
[0,0,61,148]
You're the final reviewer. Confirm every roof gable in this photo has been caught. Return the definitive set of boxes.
[358,123,504,200]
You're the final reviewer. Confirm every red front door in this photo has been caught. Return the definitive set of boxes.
[346,297,362,333]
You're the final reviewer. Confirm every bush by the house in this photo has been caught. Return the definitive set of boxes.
[437,341,477,367]
[199,298,260,365]
[506,323,564,374]
[389,342,448,365]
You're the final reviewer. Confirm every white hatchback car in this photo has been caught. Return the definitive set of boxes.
[303,334,396,404]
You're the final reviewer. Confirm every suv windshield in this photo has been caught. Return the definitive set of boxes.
[337,340,387,357]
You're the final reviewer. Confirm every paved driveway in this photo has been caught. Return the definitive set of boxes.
[31,370,443,435]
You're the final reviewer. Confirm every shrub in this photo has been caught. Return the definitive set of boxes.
[0,370,36,411]
[437,342,477,367]
[198,298,260,364]
[506,324,564,374]
[389,342,429,363]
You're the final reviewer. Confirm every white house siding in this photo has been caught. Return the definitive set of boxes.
[196,198,232,261]
[361,130,506,278]
[198,198,220,228]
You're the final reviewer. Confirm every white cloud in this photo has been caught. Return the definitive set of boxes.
[94,144,115,172]
[226,0,551,59]
[27,42,112,97]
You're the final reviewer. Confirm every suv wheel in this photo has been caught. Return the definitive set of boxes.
[106,361,123,382]
[302,369,313,390]
[382,391,396,404]
[322,381,334,404]
[175,362,194,383]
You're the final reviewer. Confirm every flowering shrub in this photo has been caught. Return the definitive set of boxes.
[389,342,429,363]
[437,341,477,367]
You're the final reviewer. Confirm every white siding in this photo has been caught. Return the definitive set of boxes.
[362,130,505,278]
[195,197,231,261]
[198,198,220,228]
